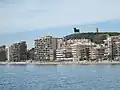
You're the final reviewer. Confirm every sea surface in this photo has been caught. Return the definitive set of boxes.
[0,64,120,90]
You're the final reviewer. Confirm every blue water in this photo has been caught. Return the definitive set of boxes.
[0,65,120,90]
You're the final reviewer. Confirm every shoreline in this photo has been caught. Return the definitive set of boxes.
[1,61,120,65]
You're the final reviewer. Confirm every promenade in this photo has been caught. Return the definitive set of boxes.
[0,60,120,65]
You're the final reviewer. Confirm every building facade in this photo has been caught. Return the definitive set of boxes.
[72,42,92,61]
[34,36,58,61]
[104,35,120,60]
[94,45,105,61]
[56,46,73,61]
[0,45,7,61]
[9,41,27,62]
[27,48,35,60]
[56,38,73,61]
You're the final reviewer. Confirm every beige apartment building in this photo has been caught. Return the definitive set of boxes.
[56,44,73,61]
[34,36,58,61]
[71,41,92,61]
[104,35,120,60]
[94,45,105,61]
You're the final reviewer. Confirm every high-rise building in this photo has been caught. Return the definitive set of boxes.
[104,35,120,60]
[56,38,73,61]
[34,36,57,61]
[27,48,35,60]
[0,45,7,61]
[9,41,27,62]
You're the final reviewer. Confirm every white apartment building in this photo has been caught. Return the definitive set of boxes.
[56,38,65,60]
[56,38,106,61]
[104,37,113,57]
[56,39,96,61]
[67,39,91,45]
[89,45,97,60]
[56,49,66,61]
[56,38,73,61]
[34,36,57,61]
[71,39,105,61]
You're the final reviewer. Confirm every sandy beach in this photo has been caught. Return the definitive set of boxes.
[0,60,120,65]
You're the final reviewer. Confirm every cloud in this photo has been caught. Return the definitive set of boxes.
[0,0,120,34]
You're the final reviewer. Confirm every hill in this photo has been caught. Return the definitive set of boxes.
[64,32,120,44]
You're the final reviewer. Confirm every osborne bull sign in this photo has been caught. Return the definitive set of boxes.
[74,28,79,33]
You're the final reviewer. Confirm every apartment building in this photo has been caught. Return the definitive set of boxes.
[71,40,93,61]
[56,39,93,61]
[0,45,7,61]
[34,36,57,61]
[56,49,66,61]
[56,38,73,61]
[66,39,91,45]
[56,38,65,60]
[56,45,73,61]
[115,42,120,59]
[27,48,35,60]
[94,45,105,61]
[104,35,120,60]
[9,41,27,62]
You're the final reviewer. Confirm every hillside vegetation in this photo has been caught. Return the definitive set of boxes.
[64,32,120,44]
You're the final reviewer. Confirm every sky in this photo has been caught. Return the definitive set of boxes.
[1,0,120,48]
[1,0,120,34]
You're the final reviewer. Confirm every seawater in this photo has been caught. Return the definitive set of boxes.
[0,64,120,90]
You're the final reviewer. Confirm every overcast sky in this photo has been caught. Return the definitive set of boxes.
[1,0,120,34]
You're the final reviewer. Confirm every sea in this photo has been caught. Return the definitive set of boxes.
[0,64,120,90]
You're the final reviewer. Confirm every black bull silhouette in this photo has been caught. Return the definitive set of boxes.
[74,28,79,33]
